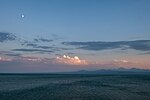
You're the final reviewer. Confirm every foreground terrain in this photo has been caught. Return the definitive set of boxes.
[0,74,150,100]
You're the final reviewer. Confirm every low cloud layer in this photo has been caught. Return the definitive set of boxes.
[62,40,150,51]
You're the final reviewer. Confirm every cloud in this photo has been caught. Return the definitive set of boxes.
[22,42,70,51]
[113,59,129,63]
[12,49,53,53]
[21,38,71,51]
[55,55,88,65]
[25,43,38,47]
[0,32,16,42]
[21,40,71,51]
[22,42,52,49]
[139,52,150,55]
[21,56,43,62]
[34,38,53,42]
[20,56,55,64]
[0,57,12,62]
[21,40,37,47]
[5,53,21,57]
[21,40,51,49]
[0,51,21,57]
[33,34,63,43]
[62,40,150,51]
[109,59,145,68]
[0,32,70,55]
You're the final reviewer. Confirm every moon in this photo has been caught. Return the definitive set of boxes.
[21,14,25,18]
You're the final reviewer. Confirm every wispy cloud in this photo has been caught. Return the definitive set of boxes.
[33,34,62,43]
[139,52,150,55]
[5,53,21,57]
[0,51,21,57]
[34,38,53,42]
[0,32,16,42]
[0,32,70,54]
[21,41,52,49]
[21,41,70,52]
[62,40,150,51]
[12,49,53,53]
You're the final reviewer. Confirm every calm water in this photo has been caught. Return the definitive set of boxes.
[0,74,150,100]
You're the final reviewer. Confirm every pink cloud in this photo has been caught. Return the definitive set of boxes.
[0,57,12,62]
[55,55,88,65]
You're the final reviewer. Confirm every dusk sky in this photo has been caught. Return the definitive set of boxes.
[0,0,150,73]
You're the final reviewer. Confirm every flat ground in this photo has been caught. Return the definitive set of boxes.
[0,74,150,100]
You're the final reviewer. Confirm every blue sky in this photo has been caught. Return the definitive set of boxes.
[0,0,150,72]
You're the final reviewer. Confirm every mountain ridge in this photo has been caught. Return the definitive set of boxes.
[57,67,150,74]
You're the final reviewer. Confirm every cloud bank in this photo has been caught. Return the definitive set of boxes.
[62,40,150,51]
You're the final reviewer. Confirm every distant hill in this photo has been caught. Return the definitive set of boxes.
[58,68,150,74]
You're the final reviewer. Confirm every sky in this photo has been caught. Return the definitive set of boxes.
[0,0,150,73]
